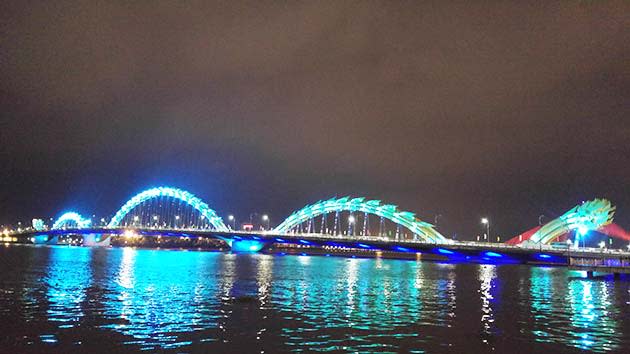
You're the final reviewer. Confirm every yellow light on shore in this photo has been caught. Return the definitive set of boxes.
[123,230,138,238]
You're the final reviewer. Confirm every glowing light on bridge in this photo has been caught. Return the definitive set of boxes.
[274,196,448,243]
[484,251,503,258]
[107,187,228,231]
[226,239,266,252]
[123,230,139,238]
[52,212,92,230]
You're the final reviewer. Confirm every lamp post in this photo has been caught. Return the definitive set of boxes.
[434,214,442,227]
[481,218,490,242]
[348,215,355,236]
[262,214,269,231]
[576,227,588,249]
[228,215,235,230]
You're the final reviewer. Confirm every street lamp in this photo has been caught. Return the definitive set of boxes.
[481,218,490,242]
[228,215,236,230]
[262,214,269,230]
[348,215,355,236]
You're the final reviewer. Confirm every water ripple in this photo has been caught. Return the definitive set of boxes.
[0,245,628,353]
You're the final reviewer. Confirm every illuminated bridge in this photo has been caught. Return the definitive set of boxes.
[4,186,630,270]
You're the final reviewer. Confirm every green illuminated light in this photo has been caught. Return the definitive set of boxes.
[273,196,448,243]
[530,199,614,244]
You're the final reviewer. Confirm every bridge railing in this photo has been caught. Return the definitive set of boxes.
[570,257,630,268]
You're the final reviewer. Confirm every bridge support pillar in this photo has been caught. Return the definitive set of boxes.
[587,270,594,278]
[83,234,110,247]
[224,238,267,252]
[46,235,59,245]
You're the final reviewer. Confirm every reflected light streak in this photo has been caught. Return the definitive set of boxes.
[346,258,359,309]
[479,264,497,338]
[116,247,136,323]
[256,255,273,306]
[568,279,618,352]
[45,247,93,325]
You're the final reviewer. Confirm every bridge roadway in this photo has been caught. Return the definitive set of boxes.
[10,226,630,270]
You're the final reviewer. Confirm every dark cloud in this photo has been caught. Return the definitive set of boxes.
[1,1,629,239]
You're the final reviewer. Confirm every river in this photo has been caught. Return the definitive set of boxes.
[0,245,628,353]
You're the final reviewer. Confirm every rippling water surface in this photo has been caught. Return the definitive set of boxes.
[0,245,629,353]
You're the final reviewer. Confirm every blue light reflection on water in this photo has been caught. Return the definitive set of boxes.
[0,246,629,353]
[527,267,622,351]
[45,246,92,325]
[99,247,224,345]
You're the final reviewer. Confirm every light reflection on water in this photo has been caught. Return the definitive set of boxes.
[528,267,622,352]
[100,247,224,349]
[0,245,628,353]
[45,246,92,326]
[479,264,497,339]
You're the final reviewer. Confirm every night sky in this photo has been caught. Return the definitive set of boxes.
[1,1,629,240]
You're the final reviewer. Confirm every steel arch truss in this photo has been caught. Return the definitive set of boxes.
[108,187,228,231]
[530,198,615,244]
[52,212,92,230]
[274,196,448,243]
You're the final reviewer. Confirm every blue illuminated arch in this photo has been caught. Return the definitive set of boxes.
[107,187,228,231]
[274,196,449,243]
[52,212,92,229]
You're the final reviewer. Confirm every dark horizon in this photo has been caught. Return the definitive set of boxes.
[1,1,629,240]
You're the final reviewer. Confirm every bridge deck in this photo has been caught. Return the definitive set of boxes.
[9,227,630,269]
